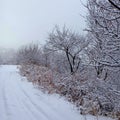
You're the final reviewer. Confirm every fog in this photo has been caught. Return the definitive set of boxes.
[0,0,87,49]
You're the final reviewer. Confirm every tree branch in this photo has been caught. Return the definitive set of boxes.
[108,0,120,10]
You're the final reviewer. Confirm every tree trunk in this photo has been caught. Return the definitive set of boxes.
[66,51,73,74]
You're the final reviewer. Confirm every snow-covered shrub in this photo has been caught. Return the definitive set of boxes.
[17,44,43,65]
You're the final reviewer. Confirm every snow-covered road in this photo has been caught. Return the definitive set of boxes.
[0,65,115,120]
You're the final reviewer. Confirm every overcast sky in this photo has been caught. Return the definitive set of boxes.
[0,0,87,49]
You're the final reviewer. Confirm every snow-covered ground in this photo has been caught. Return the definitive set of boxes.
[0,65,116,120]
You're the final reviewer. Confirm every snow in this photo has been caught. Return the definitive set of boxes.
[0,65,116,120]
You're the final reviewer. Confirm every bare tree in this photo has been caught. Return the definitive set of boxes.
[46,25,89,74]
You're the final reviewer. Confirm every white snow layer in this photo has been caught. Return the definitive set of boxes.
[0,65,116,120]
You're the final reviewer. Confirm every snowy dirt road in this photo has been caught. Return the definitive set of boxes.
[0,65,115,120]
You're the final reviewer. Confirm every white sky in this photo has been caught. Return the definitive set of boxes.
[0,0,87,49]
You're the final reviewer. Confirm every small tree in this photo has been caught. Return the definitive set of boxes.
[47,25,89,74]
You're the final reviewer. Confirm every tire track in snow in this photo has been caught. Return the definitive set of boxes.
[19,85,52,120]
[10,75,42,120]
[1,69,34,120]
[2,75,11,118]
[9,77,34,120]
[17,76,66,120]
[12,72,51,120]
[34,92,68,119]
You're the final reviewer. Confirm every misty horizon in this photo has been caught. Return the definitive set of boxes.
[0,0,87,49]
